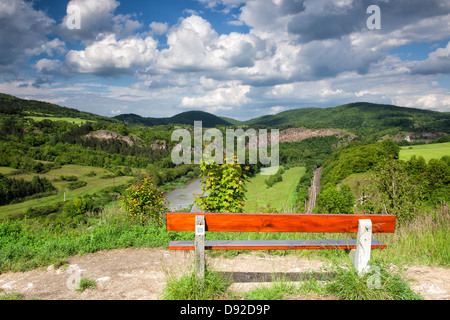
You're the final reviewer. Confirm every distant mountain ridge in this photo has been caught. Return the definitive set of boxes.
[114,110,231,127]
[1,93,449,134]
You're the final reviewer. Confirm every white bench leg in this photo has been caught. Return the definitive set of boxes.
[351,219,372,275]
[195,215,205,282]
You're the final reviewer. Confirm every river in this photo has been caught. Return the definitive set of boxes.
[164,178,203,212]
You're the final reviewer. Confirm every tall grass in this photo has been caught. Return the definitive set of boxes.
[160,261,422,300]
[376,206,449,266]
[161,267,232,300]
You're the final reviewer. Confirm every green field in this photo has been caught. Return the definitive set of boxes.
[244,166,305,213]
[399,142,450,162]
[24,115,92,125]
[0,165,134,218]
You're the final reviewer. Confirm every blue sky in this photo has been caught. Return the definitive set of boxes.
[1,0,450,120]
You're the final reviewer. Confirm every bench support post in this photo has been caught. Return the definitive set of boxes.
[351,219,372,275]
[195,215,205,282]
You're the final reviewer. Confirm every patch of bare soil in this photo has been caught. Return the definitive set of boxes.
[0,248,448,300]
[404,265,450,300]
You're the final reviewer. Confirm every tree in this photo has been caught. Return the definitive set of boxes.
[317,183,355,214]
[361,159,423,224]
[194,156,249,213]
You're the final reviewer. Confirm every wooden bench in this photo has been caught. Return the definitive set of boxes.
[166,212,396,279]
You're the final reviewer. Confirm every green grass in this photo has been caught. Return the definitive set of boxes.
[244,166,305,212]
[376,208,449,266]
[0,211,175,273]
[0,165,134,219]
[0,167,18,175]
[321,262,423,300]
[160,261,422,300]
[24,116,91,125]
[76,278,97,293]
[399,142,450,161]
[161,267,232,300]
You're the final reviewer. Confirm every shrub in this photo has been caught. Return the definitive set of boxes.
[67,180,87,190]
[62,197,92,218]
[265,169,283,188]
[121,175,167,225]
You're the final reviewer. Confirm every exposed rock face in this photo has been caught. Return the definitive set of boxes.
[151,140,168,150]
[84,130,140,146]
[278,128,349,143]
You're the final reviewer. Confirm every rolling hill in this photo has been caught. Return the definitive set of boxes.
[1,93,449,137]
[0,93,116,123]
[244,102,450,133]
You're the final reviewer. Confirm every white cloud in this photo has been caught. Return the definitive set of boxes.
[393,93,450,112]
[149,22,169,35]
[157,15,265,73]
[65,34,158,76]
[411,41,450,75]
[58,0,141,41]
[158,15,220,71]
[35,59,65,76]
[180,81,251,110]
[268,106,287,115]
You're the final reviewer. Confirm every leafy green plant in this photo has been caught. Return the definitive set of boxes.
[121,175,167,225]
[194,157,249,213]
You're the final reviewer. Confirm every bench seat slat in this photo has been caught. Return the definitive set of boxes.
[168,239,387,250]
[166,213,396,233]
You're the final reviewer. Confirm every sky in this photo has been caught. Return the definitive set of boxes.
[0,0,450,121]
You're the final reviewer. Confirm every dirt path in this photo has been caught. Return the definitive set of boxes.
[0,247,448,300]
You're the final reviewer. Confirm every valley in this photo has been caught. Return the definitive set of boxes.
[0,93,449,301]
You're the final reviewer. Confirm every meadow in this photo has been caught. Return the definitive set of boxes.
[244,166,306,213]
[0,164,134,219]
[399,142,450,161]
[24,114,93,125]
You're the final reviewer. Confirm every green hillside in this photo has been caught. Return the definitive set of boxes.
[0,93,116,123]
[244,102,450,134]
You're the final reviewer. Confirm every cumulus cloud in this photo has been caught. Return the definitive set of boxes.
[149,22,169,35]
[35,59,65,76]
[180,81,251,110]
[410,41,450,75]
[158,15,265,73]
[65,34,158,76]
